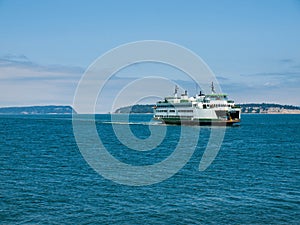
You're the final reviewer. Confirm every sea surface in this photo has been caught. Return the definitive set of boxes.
[0,114,299,224]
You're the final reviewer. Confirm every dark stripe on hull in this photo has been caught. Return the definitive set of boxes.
[159,118,240,126]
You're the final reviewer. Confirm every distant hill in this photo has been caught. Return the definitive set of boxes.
[115,104,155,114]
[0,105,76,114]
[115,103,300,114]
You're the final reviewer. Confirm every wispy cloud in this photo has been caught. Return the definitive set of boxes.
[240,71,300,77]
[239,71,299,88]
[278,58,294,64]
[0,55,84,81]
[1,54,299,109]
[216,76,229,81]
[0,55,84,107]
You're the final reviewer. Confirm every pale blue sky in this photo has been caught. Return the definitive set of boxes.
[0,0,300,110]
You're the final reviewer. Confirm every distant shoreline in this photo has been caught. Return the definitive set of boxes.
[115,103,300,114]
[0,105,76,115]
[0,104,299,115]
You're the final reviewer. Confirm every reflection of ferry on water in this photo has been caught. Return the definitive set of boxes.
[153,83,241,126]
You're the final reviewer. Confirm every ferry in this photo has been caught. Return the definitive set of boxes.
[153,83,241,125]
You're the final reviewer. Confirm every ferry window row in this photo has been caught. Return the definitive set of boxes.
[156,109,168,112]
[156,109,193,113]
[157,104,192,108]
[204,104,231,108]
[177,110,193,113]
[155,115,193,118]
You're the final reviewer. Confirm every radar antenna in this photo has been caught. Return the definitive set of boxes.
[174,85,179,97]
[211,82,216,94]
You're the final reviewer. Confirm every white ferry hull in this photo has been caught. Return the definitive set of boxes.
[153,84,241,126]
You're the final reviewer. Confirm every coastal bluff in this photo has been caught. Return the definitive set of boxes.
[0,105,76,114]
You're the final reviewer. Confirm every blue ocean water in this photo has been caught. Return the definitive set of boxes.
[0,114,299,224]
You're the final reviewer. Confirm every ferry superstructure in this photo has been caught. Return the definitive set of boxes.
[153,83,241,125]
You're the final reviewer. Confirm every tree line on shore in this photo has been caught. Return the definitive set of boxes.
[115,103,300,114]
